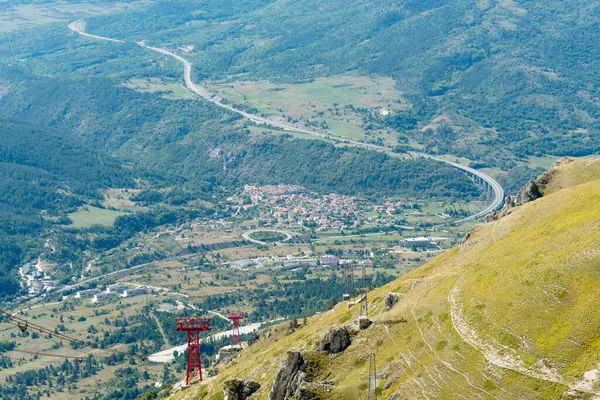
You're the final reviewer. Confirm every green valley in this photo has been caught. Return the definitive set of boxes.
[0,0,598,399]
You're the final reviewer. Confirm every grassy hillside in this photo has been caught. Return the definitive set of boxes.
[177,158,600,399]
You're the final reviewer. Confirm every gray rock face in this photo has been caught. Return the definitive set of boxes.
[515,180,542,205]
[384,293,402,310]
[487,181,543,222]
[269,352,337,400]
[552,156,575,168]
[223,379,261,400]
[269,352,308,400]
[319,327,351,354]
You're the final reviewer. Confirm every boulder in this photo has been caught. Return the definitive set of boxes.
[384,293,402,310]
[269,351,308,400]
[515,180,542,205]
[319,327,351,354]
[223,379,261,400]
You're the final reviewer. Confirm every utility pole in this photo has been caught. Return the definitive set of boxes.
[367,352,378,400]
[175,317,211,385]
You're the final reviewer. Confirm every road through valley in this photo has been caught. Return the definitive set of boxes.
[68,22,504,223]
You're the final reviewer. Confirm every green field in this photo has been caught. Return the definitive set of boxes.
[207,75,408,144]
[68,206,127,228]
[122,78,196,101]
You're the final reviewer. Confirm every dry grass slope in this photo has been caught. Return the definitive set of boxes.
[174,158,600,400]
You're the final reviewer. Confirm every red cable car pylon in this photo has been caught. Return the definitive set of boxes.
[227,312,244,348]
[175,317,211,385]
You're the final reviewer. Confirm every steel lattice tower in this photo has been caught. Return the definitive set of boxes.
[344,263,356,299]
[175,317,211,385]
[360,265,369,317]
[227,312,244,348]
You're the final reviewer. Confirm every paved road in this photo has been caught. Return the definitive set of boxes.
[58,251,203,294]
[68,23,504,223]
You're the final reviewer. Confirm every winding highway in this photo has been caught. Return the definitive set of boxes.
[69,22,504,222]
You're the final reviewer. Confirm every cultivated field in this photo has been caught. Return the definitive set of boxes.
[206,75,410,146]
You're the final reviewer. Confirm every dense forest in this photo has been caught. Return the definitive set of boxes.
[224,136,479,200]
[0,120,132,299]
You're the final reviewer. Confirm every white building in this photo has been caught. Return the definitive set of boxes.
[122,286,148,297]
[74,288,101,299]
[320,256,340,266]
[92,292,119,303]
[106,284,129,294]
[400,237,435,248]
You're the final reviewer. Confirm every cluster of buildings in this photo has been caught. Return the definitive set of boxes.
[244,184,405,231]
[20,262,55,295]
[192,219,232,231]
[227,254,371,270]
[244,184,307,202]
[73,284,150,303]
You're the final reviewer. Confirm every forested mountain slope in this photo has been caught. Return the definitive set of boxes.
[85,0,600,165]
[0,120,132,299]
[180,158,600,399]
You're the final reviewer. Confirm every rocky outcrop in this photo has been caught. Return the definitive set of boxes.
[552,156,575,168]
[269,352,309,400]
[515,180,542,205]
[487,180,543,222]
[223,379,261,400]
[269,352,336,400]
[384,293,402,310]
[319,327,351,354]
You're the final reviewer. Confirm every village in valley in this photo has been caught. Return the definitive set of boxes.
[17,183,472,300]
[237,184,462,232]
[3,180,477,398]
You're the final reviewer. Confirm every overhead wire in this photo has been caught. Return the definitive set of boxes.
[1,307,150,362]
[0,310,89,347]
[2,283,163,365]
[0,354,64,364]
[10,348,88,360]
[0,317,100,359]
